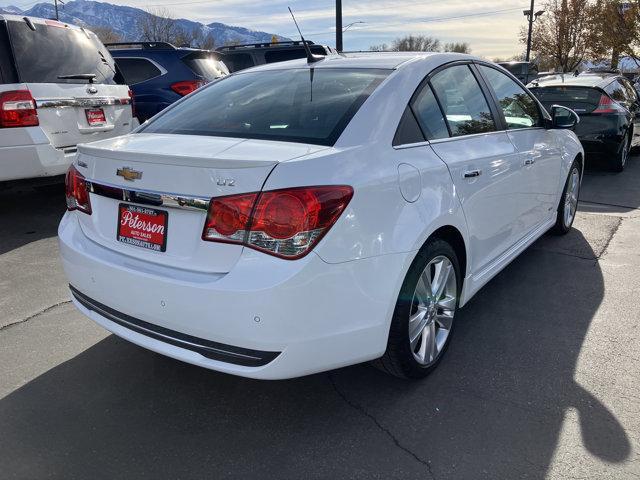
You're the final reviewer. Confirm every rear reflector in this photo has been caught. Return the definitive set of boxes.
[202,186,353,259]
[592,94,626,114]
[0,90,38,128]
[170,80,205,96]
[65,165,92,214]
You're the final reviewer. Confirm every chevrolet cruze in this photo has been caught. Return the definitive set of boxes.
[59,52,584,379]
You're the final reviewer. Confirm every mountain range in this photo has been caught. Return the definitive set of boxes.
[0,0,290,46]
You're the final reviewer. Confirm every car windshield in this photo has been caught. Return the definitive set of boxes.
[6,20,119,84]
[140,68,390,146]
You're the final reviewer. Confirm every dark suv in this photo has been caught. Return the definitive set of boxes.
[529,71,640,171]
[107,42,228,123]
[216,41,334,72]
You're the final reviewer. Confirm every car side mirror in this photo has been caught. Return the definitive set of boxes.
[551,105,580,129]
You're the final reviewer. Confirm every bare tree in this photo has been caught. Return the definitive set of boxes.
[190,29,216,50]
[443,42,471,54]
[137,8,186,45]
[523,0,591,72]
[391,35,441,52]
[369,43,389,52]
[369,35,442,52]
[89,25,121,44]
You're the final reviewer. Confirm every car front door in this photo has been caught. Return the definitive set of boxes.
[477,64,562,230]
[416,63,525,276]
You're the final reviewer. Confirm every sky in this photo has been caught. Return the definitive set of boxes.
[12,0,535,59]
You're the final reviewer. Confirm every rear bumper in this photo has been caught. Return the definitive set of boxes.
[0,130,76,182]
[59,212,411,379]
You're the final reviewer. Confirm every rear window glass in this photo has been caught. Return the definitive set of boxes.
[141,68,389,146]
[219,52,254,72]
[116,58,162,85]
[264,46,327,64]
[7,20,118,84]
[529,86,602,113]
[181,52,228,80]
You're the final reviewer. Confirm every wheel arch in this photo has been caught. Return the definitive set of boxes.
[427,225,467,286]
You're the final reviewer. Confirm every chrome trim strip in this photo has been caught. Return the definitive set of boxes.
[36,97,131,108]
[86,179,211,212]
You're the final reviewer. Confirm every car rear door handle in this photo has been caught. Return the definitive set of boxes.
[464,169,482,178]
[524,158,535,166]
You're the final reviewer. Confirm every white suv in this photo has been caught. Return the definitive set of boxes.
[0,15,135,184]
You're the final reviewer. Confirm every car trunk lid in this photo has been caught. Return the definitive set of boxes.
[75,133,327,273]
[28,82,133,148]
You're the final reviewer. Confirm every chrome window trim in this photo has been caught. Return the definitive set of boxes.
[428,129,509,145]
[36,97,131,109]
[393,140,431,150]
[86,179,211,212]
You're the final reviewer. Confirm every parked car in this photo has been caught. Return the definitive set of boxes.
[60,52,583,380]
[497,61,539,84]
[529,71,640,171]
[0,15,134,185]
[216,40,334,72]
[107,42,229,123]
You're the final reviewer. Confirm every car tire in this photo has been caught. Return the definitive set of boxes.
[551,159,581,235]
[612,133,630,173]
[374,238,461,379]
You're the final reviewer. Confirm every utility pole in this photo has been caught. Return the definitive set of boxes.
[336,0,343,52]
[525,0,534,62]
[54,0,59,20]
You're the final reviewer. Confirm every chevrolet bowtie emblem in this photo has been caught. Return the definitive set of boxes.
[116,167,143,181]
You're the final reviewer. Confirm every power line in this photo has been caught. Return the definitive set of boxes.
[282,6,528,38]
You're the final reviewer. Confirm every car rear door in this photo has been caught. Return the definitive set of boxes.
[6,17,133,148]
[477,64,562,228]
[415,63,527,276]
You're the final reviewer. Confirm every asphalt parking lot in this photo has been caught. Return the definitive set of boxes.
[1,157,639,479]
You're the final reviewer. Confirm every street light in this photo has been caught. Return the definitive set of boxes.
[524,0,545,62]
[343,21,365,32]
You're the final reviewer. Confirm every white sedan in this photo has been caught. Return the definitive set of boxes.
[59,52,583,379]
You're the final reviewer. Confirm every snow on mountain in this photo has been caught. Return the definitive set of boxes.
[1,0,289,46]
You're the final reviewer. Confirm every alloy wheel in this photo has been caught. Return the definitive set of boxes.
[408,255,457,366]
[564,167,580,228]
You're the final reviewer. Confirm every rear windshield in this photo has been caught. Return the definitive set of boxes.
[529,86,602,114]
[181,52,229,81]
[140,68,389,146]
[218,52,255,72]
[6,20,118,84]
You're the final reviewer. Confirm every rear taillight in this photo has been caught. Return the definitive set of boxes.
[65,165,92,215]
[170,80,204,96]
[0,90,38,128]
[202,186,353,259]
[592,94,626,114]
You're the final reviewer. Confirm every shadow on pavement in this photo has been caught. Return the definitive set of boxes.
[0,183,65,255]
[0,231,630,478]
[580,154,640,213]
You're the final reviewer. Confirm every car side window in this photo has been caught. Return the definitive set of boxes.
[620,77,638,104]
[478,65,542,129]
[393,106,426,146]
[410,83,449,140]
[116,58,162,85]
[605,80,628,105]
[430,65,496,137]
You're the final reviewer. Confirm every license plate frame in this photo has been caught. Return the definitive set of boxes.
[85,108,106,126]
[117,203,168,252]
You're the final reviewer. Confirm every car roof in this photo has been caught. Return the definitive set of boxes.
[531,72,620,88]
[239,51,467,72]
[0,13,84,30]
